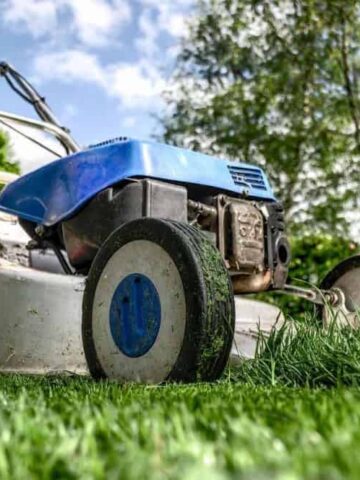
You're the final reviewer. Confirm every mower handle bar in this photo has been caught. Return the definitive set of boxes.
[0,61,80,154]
[0,110,82,157]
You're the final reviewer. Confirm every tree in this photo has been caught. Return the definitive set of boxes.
[161,0,360,235]
[0,130,20,174]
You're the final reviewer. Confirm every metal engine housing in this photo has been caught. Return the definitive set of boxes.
[62,179,188,269]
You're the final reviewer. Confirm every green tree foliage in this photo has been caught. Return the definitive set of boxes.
[162,0,360,234]
[0,130,20,174]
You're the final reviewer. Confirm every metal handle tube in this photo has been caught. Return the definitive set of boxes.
[0,61,81,154]
[0,111,80,154]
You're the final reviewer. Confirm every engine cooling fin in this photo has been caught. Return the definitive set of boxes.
[89,137,129,149]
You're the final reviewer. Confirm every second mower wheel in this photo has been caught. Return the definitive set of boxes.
[319,255,360,327]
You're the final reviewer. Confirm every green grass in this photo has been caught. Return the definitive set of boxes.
[1,318,360,479]
[2,376,360,479]
[231,314,360,387]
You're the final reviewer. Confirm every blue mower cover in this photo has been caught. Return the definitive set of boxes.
[0,139,275,226]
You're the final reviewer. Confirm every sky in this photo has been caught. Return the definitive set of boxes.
[0,0,194,172]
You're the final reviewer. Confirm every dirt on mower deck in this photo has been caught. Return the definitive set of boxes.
[0,214,28,266]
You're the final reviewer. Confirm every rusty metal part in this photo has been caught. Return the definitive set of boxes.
[216,194,268,277]
[187,199,217,228]
[229,201,265,272]
[279,284,346,307]
[232,270,272,294]
[191,194,289,293]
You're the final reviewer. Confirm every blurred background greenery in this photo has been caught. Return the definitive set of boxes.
[0,131,19,175]
[161,0,360,238]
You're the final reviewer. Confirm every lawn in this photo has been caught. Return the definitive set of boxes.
[2,318,360,480]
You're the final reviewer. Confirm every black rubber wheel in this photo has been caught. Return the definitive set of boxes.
[319,255,360,315]
[82,218,235,383]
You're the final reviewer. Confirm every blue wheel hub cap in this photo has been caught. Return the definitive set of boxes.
[109,273,161,358]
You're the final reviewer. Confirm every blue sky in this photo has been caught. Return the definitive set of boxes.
[0,0,194,171]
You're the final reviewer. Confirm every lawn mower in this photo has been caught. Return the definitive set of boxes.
[0,61,358,383]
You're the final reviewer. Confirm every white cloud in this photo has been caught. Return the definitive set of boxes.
[1,0,58,37]
[157,9,187,38]
[135,0,193,62]
[0,0,132,48]
[33,50,106,86]
[2,0,194,111]
[109,62,166,108]
[33,50,166,109]
[62,0,131,47]
[139,0,193,9]
[139,0,193,35]
[62,103,78,122]
[122,116,136,128]
[136,8,158,58]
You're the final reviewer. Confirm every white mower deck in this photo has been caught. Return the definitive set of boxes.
[0,214,283,376]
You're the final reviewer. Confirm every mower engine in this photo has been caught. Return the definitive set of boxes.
[61,177,290,294]
[189,195,290,294]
